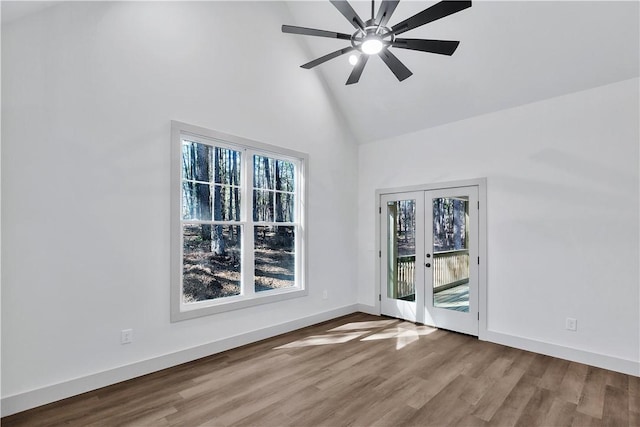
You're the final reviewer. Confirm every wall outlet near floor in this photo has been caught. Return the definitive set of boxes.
[565,317,577,331]
[121,329,133,344]
[322,290,328,300]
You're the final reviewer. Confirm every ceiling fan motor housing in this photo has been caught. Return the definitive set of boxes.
[351,19,394,54]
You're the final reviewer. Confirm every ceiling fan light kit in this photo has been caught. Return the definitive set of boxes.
[282,0,472,85]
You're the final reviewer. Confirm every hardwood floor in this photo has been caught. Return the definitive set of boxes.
[3,313,639,426]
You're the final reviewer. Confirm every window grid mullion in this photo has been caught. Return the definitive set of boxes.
[184,178,242,189]
[243,148,255,297]
[182,220,245,226]
[254,223,298,228]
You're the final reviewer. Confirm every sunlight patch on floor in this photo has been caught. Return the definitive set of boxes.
[361,325,437,350]
[274,319,438,351]
[274,331,367,349]
[328,320,397,332]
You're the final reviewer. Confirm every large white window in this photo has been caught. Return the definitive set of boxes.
[171,121,307,321]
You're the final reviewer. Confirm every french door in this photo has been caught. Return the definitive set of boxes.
[380,186,479,336]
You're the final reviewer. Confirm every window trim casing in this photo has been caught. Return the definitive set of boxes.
[170,121,308,322]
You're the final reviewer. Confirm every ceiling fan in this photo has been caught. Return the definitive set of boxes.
[282,0,471,85]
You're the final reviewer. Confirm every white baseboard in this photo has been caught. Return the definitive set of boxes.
[356,304,638,376]
[356,303,378,315]
[4,306,637,417]
[1,304,359,417]
[483,330,639,377]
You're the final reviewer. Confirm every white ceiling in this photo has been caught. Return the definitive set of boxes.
[285,1,640,144]
[0,1,58,25]
[2,1,638,145]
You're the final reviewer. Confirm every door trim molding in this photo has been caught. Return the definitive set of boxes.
[374,178,488,339]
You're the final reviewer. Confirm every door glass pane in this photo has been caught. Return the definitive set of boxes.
[432,197,469,312]
[387,200,416,302]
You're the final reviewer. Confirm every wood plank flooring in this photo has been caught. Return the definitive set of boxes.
[3,313,638,426]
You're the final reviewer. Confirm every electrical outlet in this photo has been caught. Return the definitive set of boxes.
[322,290,328,300]
[121,329,133,344]
[565,318,577,331]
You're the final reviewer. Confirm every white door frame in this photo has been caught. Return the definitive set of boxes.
[374,178,488,339]
[424,186,479,335]
[379,191,426,324]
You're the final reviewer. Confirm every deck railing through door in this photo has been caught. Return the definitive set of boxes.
[395,249,469,298]
[396,255,415,299]
[432,249,469,292]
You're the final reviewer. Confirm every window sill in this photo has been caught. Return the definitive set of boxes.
[171,287,308,322]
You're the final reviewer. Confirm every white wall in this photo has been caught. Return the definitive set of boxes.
[1,1,358,412]
[0,5,3,416]
[2,0,638,417]
[358,78,640,374]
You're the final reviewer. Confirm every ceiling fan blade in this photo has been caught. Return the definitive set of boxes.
[346,54,369,85]
[301,46,356,69]
[378,48,413,81]
[330,0,365,31]
[391,1,472,36]
[375,0,400,28]
[392,38,460,55]
[282,25,351,41]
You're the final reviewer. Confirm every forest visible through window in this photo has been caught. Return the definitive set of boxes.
[433,198,467,252]
[390,198,467,256]
[181,140,298,304]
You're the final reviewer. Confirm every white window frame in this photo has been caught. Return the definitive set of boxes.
[171,121,308,322]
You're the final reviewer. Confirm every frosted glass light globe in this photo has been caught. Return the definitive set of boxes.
[361,38,383,55]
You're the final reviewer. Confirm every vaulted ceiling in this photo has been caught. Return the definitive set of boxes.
[285,1,639,144]
[3,1,638,145]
